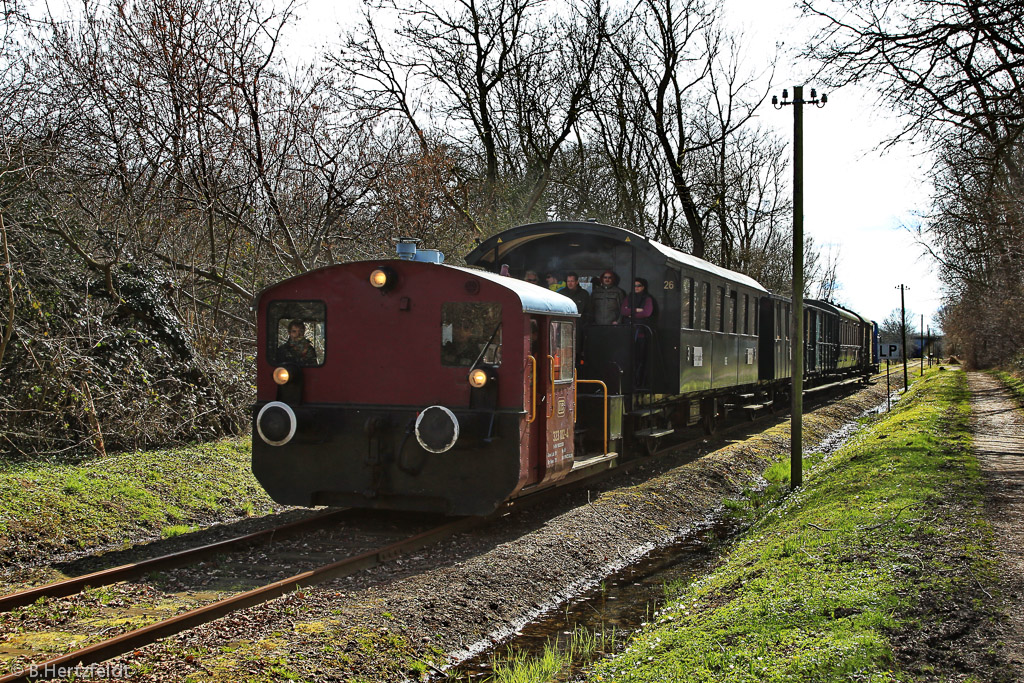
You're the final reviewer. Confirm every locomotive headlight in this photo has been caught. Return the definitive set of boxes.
[369,268,391,288]
[273,367,291,385]
[468,368,488,388]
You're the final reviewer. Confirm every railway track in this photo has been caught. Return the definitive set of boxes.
[0,510,466,682]
[0,374,896,681]
[0,508,352,612]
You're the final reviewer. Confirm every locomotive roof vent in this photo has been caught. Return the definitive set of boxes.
[395,237,445,264]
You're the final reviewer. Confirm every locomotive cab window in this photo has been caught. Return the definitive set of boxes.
[550,320,574,382]
[441,302,502,367]
[268,300,326,367]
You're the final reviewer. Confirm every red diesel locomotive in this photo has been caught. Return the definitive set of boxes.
[252,243,586,515]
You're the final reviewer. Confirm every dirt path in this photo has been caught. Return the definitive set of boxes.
[967,371,1024,675]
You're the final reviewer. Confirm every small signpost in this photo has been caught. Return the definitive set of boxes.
[878,344,902,411]
[879,343,903,360]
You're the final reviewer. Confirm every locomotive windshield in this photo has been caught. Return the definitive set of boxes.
[267,300,326,367]
[441,302,502,367]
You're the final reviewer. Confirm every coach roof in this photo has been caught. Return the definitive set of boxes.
[466,220,769,293]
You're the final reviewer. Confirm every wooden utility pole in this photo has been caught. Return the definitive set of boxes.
[773,85,826,490]
[898,284,909,390]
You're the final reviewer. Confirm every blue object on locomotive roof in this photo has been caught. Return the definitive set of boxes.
[465,220,769,293]
[396,237,445,263]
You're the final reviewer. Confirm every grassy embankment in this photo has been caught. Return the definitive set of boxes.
[993,367,1024,408]
[484,368,996,682]
[0,437,277,567]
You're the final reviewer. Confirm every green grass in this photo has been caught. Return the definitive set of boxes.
[992,368,1024,410]
[0,437,279,564]
[160,524,199,539]
[476,626,619,683]
[580,369,983,682]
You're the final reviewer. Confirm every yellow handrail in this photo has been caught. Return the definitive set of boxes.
[573,369,577,424]
[576,379,609,455]
[526,355,537,424]
[546,355,556,418]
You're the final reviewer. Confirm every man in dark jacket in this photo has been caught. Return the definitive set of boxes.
[560,272,590,321]
[277,320,317,365]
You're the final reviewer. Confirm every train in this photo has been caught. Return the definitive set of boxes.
[252,221,878,515]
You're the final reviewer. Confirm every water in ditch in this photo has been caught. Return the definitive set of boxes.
[445,393,895,682]
[446,514,743,682]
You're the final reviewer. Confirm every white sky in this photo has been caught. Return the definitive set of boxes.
[289,0,945,330]
[732,0,943,331]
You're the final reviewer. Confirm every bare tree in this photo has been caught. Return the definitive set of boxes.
[601,0,771,258]
[881,307,917,344]
[334,0,607,232]
[0,0,385,456]
[803,0,1024,366]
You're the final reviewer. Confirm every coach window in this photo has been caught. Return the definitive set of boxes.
[267,300,326,367]
[550,321,574,381]
[715,286,725,332]
[728,291,738,334]
[441,302,502,367]
[701,283,709,329]
[681,277,694,328]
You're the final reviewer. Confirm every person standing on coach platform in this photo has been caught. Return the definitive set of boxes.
[560,272,591,322]
[591,270,625,325]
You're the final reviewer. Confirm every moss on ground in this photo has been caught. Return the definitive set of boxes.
[146,604,444,683]
[0,437,277,566]
[575,369,998,682]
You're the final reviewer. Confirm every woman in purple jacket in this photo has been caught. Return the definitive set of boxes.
[621,278,654,321]
[621,278,655,387]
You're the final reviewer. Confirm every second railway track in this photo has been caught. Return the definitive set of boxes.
[0,510,468,682]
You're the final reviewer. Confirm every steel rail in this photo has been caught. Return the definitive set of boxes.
[1,515,481,683]
[0,508,352,613]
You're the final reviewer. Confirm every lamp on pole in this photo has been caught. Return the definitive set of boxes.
[773,85,827,490]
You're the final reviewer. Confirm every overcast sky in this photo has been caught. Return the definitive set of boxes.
[289,0,944,330]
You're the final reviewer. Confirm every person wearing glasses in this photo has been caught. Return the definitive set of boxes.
[621,278,655,386]
[591,270,625,325]
[621,277,654,321]
[523,270,541,285]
